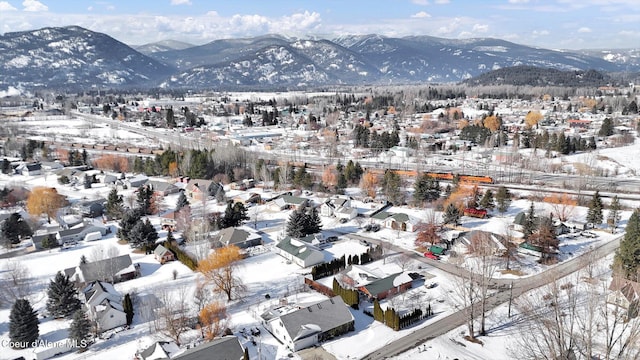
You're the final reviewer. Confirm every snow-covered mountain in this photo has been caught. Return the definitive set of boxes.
[1,26,638,91]
[134,39,195,55]
[0,26,174,90]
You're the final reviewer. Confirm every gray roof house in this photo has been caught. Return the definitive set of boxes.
[146,180,180,196]
[81,281,127,333]
[261,296,354,351]
[275,237,324,268]
[135,341,180,360]
[212,226,262,249]
[72,198,105,218]
[63,254,140,285]
[126,174,149,188]
[56,222,108,245]
[173,336,244,360]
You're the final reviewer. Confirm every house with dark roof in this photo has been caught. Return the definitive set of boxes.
[212,226,262,249]
[173,336,244,360]
[146,180,180,196]
[72,198,105,218]
[63,254,140,285]
[15,162,42,176]
[275,237,324,268]
[260,296,354,351]
[339,262,416,301]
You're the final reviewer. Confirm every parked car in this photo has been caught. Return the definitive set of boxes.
[424,251,439,260]
[371,224,381,232]
[327,236,339,242]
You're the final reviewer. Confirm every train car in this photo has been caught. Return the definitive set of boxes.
[459,175,494,184]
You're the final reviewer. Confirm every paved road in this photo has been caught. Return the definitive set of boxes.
[359,235,622,360]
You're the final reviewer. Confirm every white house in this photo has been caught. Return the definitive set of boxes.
[275,237,324,268]
[81,281,127,332]
[261,296,354,351]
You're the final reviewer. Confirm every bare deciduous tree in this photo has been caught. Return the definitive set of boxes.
[154,287,191,346]
[0,260,33,307]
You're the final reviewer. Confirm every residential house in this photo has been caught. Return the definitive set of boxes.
[102,174,118,185]
[81,281,127,332]
[384,213,420,232]
[185,179,214,202]
[608,276,640,317]
[146,180,180,197]
[56,221,108,245]
[269,194,308,211]
[275,237,324,268]
[126,174,149,188]
[154,244,175,264]
[40,161,64,171]
[320,195,357,221]
[453,230,508,256]
[135,341,180,360]
[161,211,178,231]
[15,162,42,176]
[173,336,244,360]
[261,296,354,351]
[63,254,140,285]
[211,226,262,249]
[72,198,105,218]
[340,262,416,301]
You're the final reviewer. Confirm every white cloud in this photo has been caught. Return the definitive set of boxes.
[532,29,550,36]
[0,1,17,11]
[472,24,488,32]
[412,0,429,5]
[87,6,93,11]
[411,11,431,18]
[578,27,592,33]
[508,0,530,3]
[170,0,192,5]
[434,0,450,4]
[22,0,48,12]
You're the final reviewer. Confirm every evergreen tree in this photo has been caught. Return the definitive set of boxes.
[304,207,323,235]
[607,195,622,233]
[9,298,39,348]
[286,207,306,238]
[136,185,154,215]
[79,254,87,265]
[598,117,614,137]
[105,188,124,220]
[166,228,175,244]
[523,202,536,240]
[381,170,404,205]
[442,203,461,226]
[479,189,495,210]
[495,186,511,215]
[413,174,441,205]
[614,209,640,280]
[373,299,383,322]
[46,272,81,318]
[1,212,33,248]
[221,202,249,228]
[118,209,142,242]
[128,219,159,250]
[122,293,134,325]
[175,192,189,211]
[586,190,604,226]
[68,310,91,349]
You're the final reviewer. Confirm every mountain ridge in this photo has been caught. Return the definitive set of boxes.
[1,25,638,91]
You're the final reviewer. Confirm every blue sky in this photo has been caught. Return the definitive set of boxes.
[0,0,638,50]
